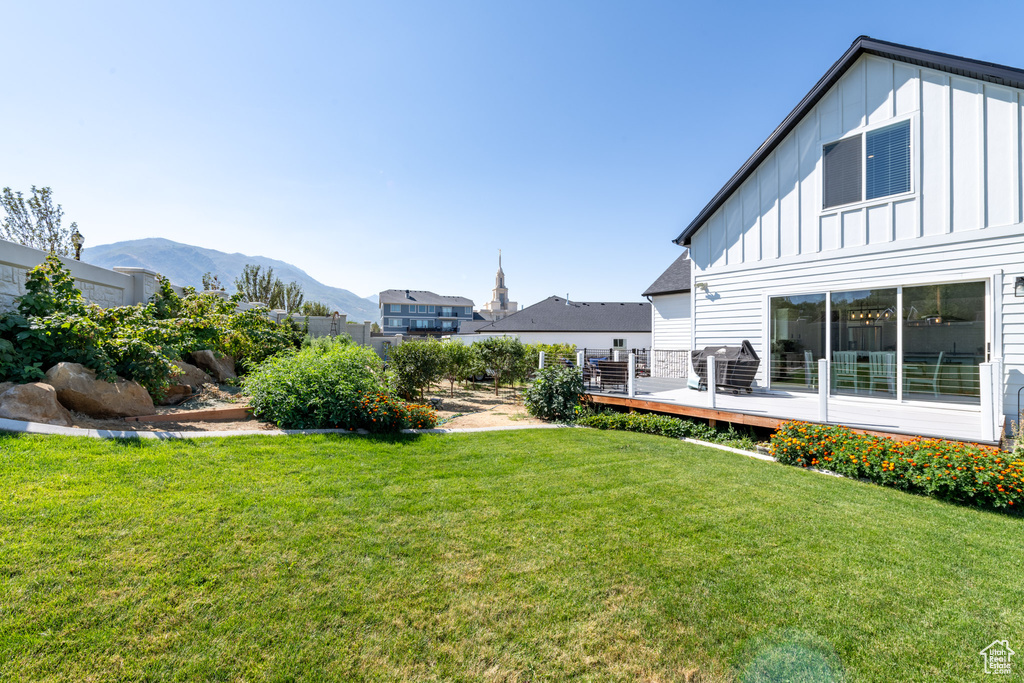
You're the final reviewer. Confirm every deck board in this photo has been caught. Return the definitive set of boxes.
[586,377,993,444]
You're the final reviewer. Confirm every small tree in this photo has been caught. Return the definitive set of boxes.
[0,186,77,256]
[301,301,333,316]
[281,281,304,314]
[235,264,277,305]
[371,322,381,333]
[388,338,444,400]
[473,336,527,396]
[439,340,476,397]
[201,272,224,291]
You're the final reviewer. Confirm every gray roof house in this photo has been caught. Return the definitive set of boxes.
[379,289,475,336]
[457,296,651,350]
[643,254,693,356]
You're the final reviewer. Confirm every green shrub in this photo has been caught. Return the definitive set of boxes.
[526,342,576,370]
[770,421,1021,512]
[0,257,305,399]
[243,343,388,429]
[576,409,757,450]
[524,365,583,421]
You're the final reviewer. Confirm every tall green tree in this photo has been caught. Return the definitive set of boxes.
[280,281,304,314]
[234,264,305,313]
[0,186,77,256]
[235,264,277,305]
[301,301,333,316]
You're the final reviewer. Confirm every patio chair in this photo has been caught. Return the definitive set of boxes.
[867,351,896,394]
[831,351,859,393]
[905,351,944,398]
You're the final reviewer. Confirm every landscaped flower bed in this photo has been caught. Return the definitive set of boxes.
[770,421,1020,512]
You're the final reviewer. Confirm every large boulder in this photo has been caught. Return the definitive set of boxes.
[159,384,192,406]
[44,362,154,419]
[0,382,74,427]
[189,350,236,382]
[171,360,215,389]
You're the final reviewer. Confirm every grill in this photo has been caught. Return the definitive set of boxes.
[690,341,761,393]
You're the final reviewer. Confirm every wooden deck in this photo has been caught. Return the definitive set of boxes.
[587,377,997,444]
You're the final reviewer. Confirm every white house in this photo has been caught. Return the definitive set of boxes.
[643,253,692,377]
[457,295,651,351]
[652,36,1024,443]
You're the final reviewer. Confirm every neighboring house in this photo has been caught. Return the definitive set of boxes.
[378,290,474,336]
[477,251,518,322]
[643,253,692,355]
[656,35,1024,442]
[457,295,651,350]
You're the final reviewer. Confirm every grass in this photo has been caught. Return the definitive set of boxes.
[1,429,1022,681]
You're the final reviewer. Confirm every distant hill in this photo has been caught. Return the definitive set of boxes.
[82,238,380,322]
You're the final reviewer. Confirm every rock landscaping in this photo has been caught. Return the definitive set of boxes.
[44,362,154,419]
[0,381,73,426]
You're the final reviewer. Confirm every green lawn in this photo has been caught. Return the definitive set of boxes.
[1,429,1021,681]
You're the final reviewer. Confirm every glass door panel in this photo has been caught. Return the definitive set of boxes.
[902,282,985,404]
[830,289,898,398]
[770,294,827,391]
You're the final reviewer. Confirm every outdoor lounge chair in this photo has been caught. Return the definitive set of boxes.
[867,351,896,394]
[832,351,859,393]
[596,360,628,391]
[905,351,944,398]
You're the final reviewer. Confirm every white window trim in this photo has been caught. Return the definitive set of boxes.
[820,113,917,213]
[761,271,996,402]
[389,304,401,313]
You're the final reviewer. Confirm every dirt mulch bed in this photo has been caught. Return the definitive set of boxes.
[66,381,543,433]
[69,384,277,433]
[428,383,544,429]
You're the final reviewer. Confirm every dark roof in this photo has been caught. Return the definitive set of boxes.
[457,313,490,334]
[643,253,691,297]
[465,296,650,334]
[675,36,1024,246]
[378,289,473,306]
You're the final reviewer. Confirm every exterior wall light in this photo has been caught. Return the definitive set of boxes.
[695,282,709,292]
[1016,276,1024,297]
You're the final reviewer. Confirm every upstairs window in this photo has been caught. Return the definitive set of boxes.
[823,120,910,209]
[389,304,401,313]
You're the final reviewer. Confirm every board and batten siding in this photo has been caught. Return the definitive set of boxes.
[684,53,1024,430]
[690,225,1024,427]
[651,293,691,351]
[688,54,1024,269]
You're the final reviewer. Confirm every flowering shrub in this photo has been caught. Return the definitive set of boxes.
[404,403,438,430]
[770,421,1020,512]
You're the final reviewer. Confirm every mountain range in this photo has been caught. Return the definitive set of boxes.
[82,238,380,322]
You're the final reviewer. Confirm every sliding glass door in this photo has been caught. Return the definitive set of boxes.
[768,280,986,404]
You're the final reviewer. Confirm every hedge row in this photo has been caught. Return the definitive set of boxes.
[575,410,756,449]
[770,421,1019,512]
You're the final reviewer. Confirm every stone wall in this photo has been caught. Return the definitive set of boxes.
[0,238,140,311]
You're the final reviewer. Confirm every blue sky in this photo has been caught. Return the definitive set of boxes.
[3,1,1024,306]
